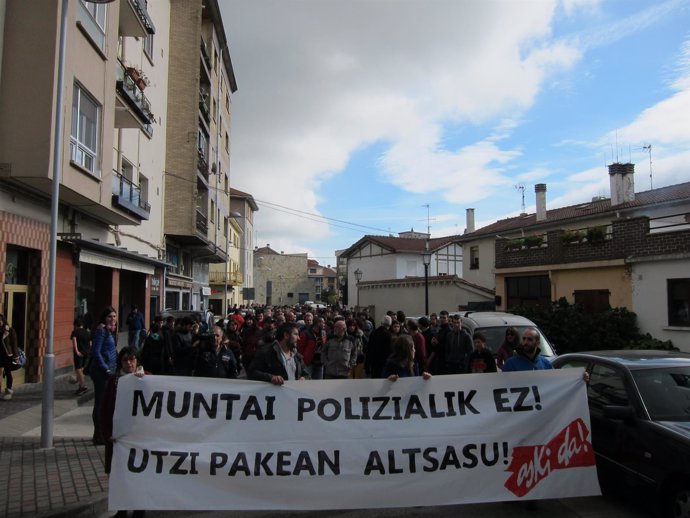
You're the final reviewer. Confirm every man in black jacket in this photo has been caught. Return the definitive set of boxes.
[194,325,239,379]
[248,323,307,385]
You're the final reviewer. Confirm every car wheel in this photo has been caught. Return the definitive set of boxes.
[669,482,690,518]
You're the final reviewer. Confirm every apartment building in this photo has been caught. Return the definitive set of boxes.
[164,0,237,313]
[0,0,168,381]
[225,188,258,306]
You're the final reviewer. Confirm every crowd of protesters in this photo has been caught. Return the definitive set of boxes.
[80,302,550,447]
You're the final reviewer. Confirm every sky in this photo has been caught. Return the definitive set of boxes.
[219,0,690,267]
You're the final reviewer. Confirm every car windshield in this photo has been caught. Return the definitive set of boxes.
[476,326,555,357]
[632,367,690,421]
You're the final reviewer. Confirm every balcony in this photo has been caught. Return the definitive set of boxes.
[196,209,208,235]
[495,217,690,270]
[115,61,154,137]
[119,0,156,38]
[112,171,151,220]
[200,38,212,71]
[197,149,209,179]
[199,93,211,123]
[209,270,244,285]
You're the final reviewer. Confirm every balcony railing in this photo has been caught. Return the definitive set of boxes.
[196,209,208,234]
[112,170,150,220]
[119,0,156,37]
[115,61,154,137]
[209,270,244,285]
[200,38,212,70]
[197,149,209,179]
[649,212,690,234]
[199,93,211,123]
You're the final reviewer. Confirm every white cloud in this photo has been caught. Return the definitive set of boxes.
[222,1,689,261]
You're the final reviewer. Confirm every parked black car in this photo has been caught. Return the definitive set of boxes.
[553,350,690,517]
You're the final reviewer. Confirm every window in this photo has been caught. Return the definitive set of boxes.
[225,92,230,112]
[573,290,610,313]
[70,83,100,175]
[469,246,479,269]
[144,32,154,61]
[139,174,149,206]
[505,275,551,309]
[588,364,629,408]
[668,279,690,326]
[225,131,230,153]
[213,46,218,71]
[212,98,217,121]
[210,200,215,223]
[78,0,107,50]
[224,217,228,237]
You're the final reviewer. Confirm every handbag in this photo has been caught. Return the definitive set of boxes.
[10,348,26,371]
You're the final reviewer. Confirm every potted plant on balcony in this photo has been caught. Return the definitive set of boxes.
[586,225,606,244]
[523,234,544,248]
[126,67,149,91]
[506,239,523,251]
[561,229,585,244]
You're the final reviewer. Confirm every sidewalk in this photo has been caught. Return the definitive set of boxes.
[0,373,110,518]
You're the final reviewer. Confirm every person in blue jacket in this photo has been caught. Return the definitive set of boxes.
[90,306,118,445]
[502,327,553,372]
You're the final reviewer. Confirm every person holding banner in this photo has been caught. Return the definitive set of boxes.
[383,335,432,381]
[248,322,307,385]
[101,346,146,518]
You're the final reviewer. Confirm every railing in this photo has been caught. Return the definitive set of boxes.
[112,170,151,219]
[115,60,154,137]
[199,95,211,122]
[200,38,212,70]
[209,270,244,285]
[132,0,156,34]
[649,212,690,234]
[196,209,208,234]
[197,150,209,178]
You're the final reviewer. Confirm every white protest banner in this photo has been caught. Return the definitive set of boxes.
[108,370,599,510]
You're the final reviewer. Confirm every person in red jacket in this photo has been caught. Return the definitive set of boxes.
[298,314,326,379]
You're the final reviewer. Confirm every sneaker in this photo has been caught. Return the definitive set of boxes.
[0,392,11,401]
[4,388,13,395]
[75,386,88,396]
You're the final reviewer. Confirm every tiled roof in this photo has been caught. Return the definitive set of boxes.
[463,181,690,239]
[342,234,460,257]
[254,245,279,255]
[230,188,259,211]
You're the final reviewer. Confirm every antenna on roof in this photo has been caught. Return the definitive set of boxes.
[515,184,526,214]
[642,144,653,190]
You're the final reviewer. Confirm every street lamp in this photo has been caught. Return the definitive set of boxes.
[42,0,116,450]
[354,268,363,309]
[422,243,432,316]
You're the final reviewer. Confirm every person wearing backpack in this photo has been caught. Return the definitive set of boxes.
[442,314,473,374]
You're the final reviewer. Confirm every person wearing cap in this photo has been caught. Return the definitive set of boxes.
[365,315,393,379]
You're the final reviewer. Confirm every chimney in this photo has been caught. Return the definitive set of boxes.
[465,208,475,233]
[609,163,635,206]
[535,184,547,221]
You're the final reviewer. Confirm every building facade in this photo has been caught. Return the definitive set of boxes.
[163,0,236,312]
[0,0,168,381]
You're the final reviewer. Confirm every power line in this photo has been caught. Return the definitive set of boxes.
[163,169,392,235]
